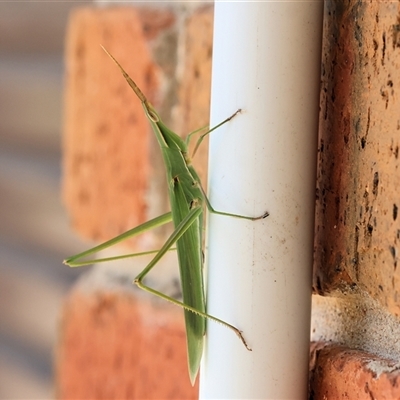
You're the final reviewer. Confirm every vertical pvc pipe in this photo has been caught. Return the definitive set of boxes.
[199,1,323,398]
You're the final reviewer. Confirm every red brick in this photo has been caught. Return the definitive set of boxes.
[314,1,400,316]
[57,288,198,399]
[62,6,174,245]
[310,343,400,399]
[176,6,213,190]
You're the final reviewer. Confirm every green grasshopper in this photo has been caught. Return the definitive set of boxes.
[64,46,268,385]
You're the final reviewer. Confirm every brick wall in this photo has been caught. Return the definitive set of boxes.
[58,2,400,398]
[311,1,400,398]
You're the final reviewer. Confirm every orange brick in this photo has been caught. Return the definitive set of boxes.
[310,343,400,399]
[57,287,198,399]
[62,6,175,245]
[314,1,400,315]
[177,6,214,190]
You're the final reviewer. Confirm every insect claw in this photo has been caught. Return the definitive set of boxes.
[252,210,269,220]
[237,330,252,351]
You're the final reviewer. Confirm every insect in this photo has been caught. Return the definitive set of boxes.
[64,46,269,385]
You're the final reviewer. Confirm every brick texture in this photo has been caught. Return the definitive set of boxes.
[310,343,400,400]
[314,0,400,316]
[62,6,174,245]
[176,6,214,190]
[57,287,198,399]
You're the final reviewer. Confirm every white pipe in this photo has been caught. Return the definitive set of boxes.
[200,1,323,398]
